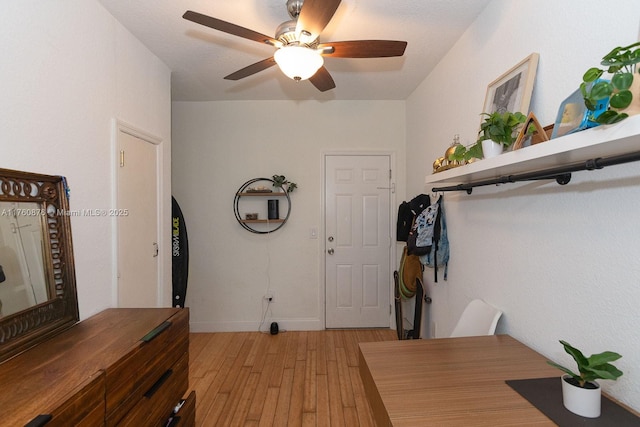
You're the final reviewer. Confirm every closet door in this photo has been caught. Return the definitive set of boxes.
[117,126,160,307]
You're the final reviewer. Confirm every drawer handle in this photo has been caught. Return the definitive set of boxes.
[25,414,52,427]
[144,369,173,399]
[141,321,171,343]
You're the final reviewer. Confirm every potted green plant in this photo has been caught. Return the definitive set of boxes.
[582,41,640,125]
[449,111,527,162]
[477,110,527,158]
[547,340,623,418]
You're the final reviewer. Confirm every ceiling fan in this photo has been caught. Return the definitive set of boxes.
[183,0,407,92]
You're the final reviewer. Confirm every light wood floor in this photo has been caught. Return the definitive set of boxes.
[189,329,397,426]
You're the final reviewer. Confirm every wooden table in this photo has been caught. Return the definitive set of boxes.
[359,335,562,426]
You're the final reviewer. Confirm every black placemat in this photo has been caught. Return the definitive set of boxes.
[506,377,639,426]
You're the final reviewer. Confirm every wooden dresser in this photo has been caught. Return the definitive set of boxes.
[0,307,195,426]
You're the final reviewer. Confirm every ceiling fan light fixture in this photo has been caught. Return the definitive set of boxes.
[274,45,324,81]
[183,0,407,92]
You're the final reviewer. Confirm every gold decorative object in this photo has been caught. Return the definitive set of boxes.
[433,135,466,173]
[432,157,443,173]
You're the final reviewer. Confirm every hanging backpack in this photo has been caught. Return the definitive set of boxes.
[397,194,430,242]
[406,197,438,256]
[396,201,412,242]
[420,196,449,282]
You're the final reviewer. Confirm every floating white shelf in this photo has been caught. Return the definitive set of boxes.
[425,114,640,188]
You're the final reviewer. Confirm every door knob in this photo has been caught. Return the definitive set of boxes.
[327,248,334,255]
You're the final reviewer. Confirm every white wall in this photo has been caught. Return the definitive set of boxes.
[172,100,405,331]
[407,0,640,410]
[0,1,172,318]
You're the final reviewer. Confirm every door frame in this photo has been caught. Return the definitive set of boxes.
[321,151,397,329]
[111,119,164,307]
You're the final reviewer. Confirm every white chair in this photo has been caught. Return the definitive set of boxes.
[449,299,502,337]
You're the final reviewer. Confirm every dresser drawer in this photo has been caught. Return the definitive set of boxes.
[116,352,189,426]
[105,309,189,426]
[25,371,105,427]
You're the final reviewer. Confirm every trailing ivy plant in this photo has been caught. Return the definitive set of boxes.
[547,340,623,388]
[450,142,482,162]
[582,41,640,125]
[449,111,529,162]
[272,175,297,193]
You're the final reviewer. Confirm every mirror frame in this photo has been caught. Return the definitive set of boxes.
[0,168,78,362]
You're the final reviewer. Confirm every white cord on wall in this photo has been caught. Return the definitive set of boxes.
[258,298,272,333]
[258,217,273,333]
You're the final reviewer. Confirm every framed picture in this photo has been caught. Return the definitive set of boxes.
[550,82,608,139]
[482,53,539,116]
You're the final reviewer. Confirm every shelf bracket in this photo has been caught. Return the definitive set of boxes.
[556,174,572,185]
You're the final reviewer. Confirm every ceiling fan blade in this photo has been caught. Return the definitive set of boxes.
[318,40,407,58]
[296,0,341,41]
[183,10,280,46]
[309,66,336,92]
[224,57,277,80]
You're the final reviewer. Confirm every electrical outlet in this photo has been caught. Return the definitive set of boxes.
[264,291,274,303]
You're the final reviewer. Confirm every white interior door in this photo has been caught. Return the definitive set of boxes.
[14,210,47,305]
[0,202,47,315]
[117,129,160,307]
[325,154,392,328]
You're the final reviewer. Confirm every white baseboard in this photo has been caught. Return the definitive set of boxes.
[189,317,324,333]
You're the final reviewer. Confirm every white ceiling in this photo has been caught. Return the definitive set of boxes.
[98,0,491,101]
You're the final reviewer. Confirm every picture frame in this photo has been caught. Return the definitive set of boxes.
[550,88,590,139]
[550,83,608,139]
[482,53,539,117]
[512,112,549,150]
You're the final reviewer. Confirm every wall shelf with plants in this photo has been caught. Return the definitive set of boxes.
[427,42,640,193]
[425,114,640,193]
[233,176,296,234]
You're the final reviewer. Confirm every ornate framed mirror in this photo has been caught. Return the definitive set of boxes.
[0,168,78,362]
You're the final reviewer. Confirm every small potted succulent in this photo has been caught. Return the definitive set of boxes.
[547,340,623,418]
[450,111,527,162]
[582,41,640,124]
